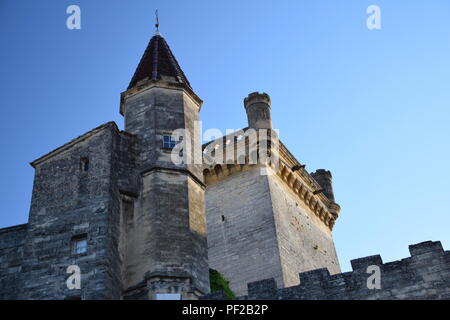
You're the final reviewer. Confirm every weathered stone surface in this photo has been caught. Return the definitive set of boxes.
[244,92,272,130]
[17,123,130,300]
[120,80,208,299]
[206,166,283,296]
[202,241,450,300]
[205,163,341,297]
[267,169,341,285]
[0,224,27,300]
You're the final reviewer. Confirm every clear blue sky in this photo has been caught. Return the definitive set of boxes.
[0,0,449,272]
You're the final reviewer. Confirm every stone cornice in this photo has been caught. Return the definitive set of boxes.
[275,161,340,230]
[141,166,207,190]
[120,80,203,115]
[204,161,339,230]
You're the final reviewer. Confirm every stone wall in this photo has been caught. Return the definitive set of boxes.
[204,149,341,296]
[0,224,27,299]
[267,170,341,288]
[205,166,284,296]
[202,241,450,300]
[121,169,209,299]
[2,122,135,300]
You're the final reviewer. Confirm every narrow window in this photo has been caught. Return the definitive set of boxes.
[72,235,88,255]
[163,135,177,149]
[80,157,89,172]
[212,143,222,158]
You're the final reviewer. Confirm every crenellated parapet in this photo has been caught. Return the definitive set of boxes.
[202,129,340,230]
[201,241,450,300]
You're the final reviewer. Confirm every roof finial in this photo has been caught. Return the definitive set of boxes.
[154,9,161,35]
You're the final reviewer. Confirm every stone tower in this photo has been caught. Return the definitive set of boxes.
[0,30,209,300]
[244,92,272,130]
[119,32,209,299]
[203,92,341,296]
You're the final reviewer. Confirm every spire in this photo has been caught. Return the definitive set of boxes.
[127,19,192,90]
[154,9,160,36]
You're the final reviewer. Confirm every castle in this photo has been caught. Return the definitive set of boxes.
[0,30,448,300]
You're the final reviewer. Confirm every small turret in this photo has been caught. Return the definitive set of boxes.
[311,169,335,203]
[244,92,272,130]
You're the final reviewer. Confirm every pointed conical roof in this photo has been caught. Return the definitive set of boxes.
[128,33,192,90]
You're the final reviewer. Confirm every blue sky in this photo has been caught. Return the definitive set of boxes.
[0,0,449,272]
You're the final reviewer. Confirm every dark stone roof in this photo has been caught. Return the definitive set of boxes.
[128,34,192,90]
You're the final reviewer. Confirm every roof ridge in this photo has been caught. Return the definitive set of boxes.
[30,121,119,168]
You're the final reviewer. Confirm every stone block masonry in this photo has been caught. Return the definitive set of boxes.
[201,241,450,300]
[0,224,27,300]
[206,166,284,296]
[20,123,131,300]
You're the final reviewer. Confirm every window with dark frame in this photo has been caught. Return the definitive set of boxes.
[163,135,177,149]
[72,235,88,255]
